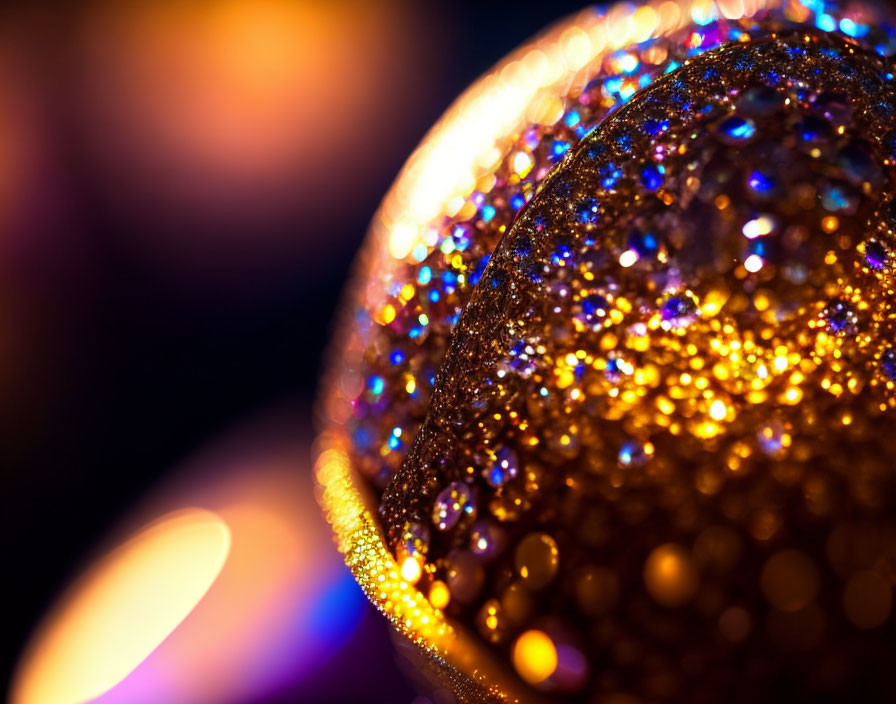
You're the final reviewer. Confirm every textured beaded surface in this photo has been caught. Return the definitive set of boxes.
[384,28,896,702]
[317,1,896,702]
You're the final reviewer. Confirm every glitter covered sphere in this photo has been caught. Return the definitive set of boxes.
[317,2,896,703]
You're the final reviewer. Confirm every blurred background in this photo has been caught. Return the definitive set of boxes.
[0,0,591,702]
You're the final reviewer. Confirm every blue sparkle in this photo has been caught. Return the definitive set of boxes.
[816,13,836,32]
[605,357,623,379]
[748,170,775,194]
[452,225,471,251]
[552,140,571,158]
[575,198,600,225]
[882,348,896,380]
[644,119,670,136]
[552,244,573,266]
[618,440,647,468]
[417,266,432,285]
[748,239,769,259]
[640,163,665,191]
[470,254,490,287]
[661,295,697,326]
[604,76,624,94]
[629,231,659,257]
[581,293,609,319]
[822,185,852,212]
[823,299,857,335]
[513,237,532,261]
[840,18,867,38]
[481,204,496,222]
[616,134,633,150]
[352,426,373,449]
[799,116,829,141]
[600,163,622,189]
[865,240,887,270]
[719,114,757,141]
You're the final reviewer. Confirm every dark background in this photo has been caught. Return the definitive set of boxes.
[0,0,591,700]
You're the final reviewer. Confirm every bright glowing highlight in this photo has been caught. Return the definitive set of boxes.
[11,508,230,704]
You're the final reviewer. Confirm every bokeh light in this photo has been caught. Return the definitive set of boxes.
[11,508,231,704]
[11,412,371,704]
[73,0,440,281]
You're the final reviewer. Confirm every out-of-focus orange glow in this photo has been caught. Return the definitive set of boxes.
[512,629,557,685]
[760,549,820,613]
[10,508,231,704]
[70,0,438,281]
[77,0,422,211]
[12,415,365,704]
[643,543,699,607]
[82,0,374,177]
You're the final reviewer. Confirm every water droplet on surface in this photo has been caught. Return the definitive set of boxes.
[822,299,858,336]
[515,532,559,590]
[483,446,519,487]
[432,481,475,531]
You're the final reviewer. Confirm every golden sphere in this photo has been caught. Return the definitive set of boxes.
[317,1,896,701]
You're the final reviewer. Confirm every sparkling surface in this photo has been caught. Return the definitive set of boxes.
[317,1,896,702]
[432,481,476,532]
